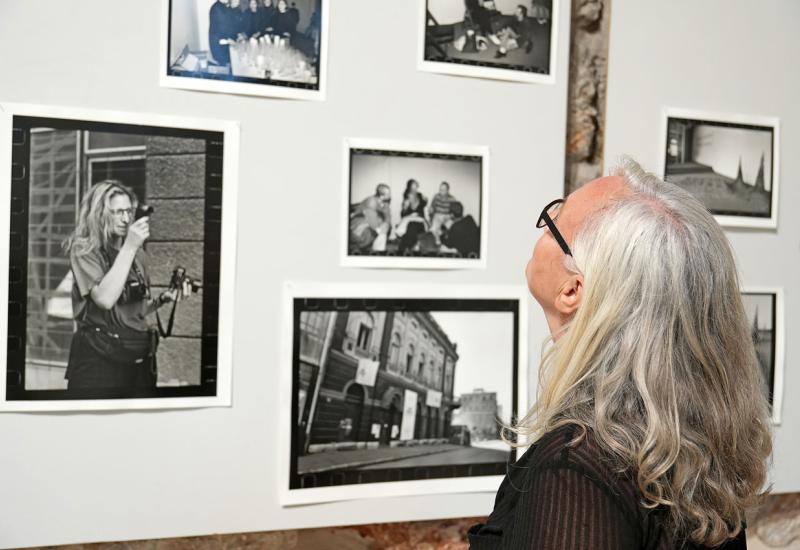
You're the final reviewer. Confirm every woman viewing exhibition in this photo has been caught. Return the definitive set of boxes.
[63,180,182,391]
[469,157,772,549]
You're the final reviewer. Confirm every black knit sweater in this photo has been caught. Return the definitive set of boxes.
[468,425,747,549]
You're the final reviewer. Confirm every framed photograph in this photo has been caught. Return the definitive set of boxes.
[280,282,529,506]
[0,103,239,411]
[342,138,489,269]
[161,0,328,101]
[418,0,557,84]
[741,287,785,424]
[660,108,780,229]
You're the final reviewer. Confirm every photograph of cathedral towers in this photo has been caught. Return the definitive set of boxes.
[662,109,779,228]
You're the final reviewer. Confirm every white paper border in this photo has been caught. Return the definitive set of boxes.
[416,0,558,85]
[741,286,785,425]
[159,0,329,101]
[279,282,530,506]
[341,138,489,270]
[659,107,781,230]
[0,102,240,412]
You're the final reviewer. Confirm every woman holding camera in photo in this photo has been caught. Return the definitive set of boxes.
[63,180,183,391]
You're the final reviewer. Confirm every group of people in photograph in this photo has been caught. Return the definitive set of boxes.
[208,0,320,66]
[461,1,538,58]
[349,179,480,258]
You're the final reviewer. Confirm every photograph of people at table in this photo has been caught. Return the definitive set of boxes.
[166,0,324,92]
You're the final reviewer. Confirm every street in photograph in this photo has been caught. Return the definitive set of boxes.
[289,297,518,495]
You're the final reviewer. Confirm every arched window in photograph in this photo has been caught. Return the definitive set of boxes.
[389,332,401,371]
[418,352,426,380]
[356,312,375,351]
[405,343,416,375]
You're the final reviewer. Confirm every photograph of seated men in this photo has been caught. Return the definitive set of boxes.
[348,150,483,260]
[168,0,323,86]
[424,0,553,76]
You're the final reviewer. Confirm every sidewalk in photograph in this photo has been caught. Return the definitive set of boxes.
[298,443,508,475]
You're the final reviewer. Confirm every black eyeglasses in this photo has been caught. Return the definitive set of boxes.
[536,199,572,256]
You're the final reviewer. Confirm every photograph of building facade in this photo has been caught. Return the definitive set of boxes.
[24,126,208,390]
[452,388,501,442]
[292,304,514,489]
[297,310,458,449]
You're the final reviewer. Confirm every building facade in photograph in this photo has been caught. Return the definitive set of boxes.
[297,310,459,452]
[452,389,501,441]
[25,129,206,389]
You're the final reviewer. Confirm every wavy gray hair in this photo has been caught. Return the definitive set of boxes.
[514,156,772,546]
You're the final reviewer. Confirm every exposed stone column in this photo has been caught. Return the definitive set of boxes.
[564,0,612,194]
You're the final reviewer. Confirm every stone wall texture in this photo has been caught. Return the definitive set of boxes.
[26,5,800,549]
[144,137,206,386]
[564,0,611,194]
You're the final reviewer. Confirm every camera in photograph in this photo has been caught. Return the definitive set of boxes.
[135,204,154,220]
[170,267,202,295]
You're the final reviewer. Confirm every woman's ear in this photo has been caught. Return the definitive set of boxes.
[555,274,583,317]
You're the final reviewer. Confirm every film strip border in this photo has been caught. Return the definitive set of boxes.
[6,115,225,401]
[424,53,550,75]
[289,297,520,489]
[350,148,483,163]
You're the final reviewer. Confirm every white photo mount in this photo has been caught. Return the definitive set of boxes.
[0,102,240,412]
[659,107,780,230]
[741,286,785,425]
[417,0,559,85]
[159,0,329,101]
[279,282,530,506]
[342,137,490,270]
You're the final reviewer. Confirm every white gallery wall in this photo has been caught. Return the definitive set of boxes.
[604,0,800,492]
[0,1,569,547]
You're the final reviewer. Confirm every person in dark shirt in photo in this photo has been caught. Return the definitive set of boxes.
[208,0,232,65]
[441,201,479,258]
[494,5,535,58]
[244,0,263,38]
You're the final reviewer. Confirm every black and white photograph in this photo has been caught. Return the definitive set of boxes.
[280,283,528,505]
[0,104,238,411]
[661,108,780,229]
[742,288,785,424]
[419,0,557,84]
[161,0,328,100]
[343,139,489,269]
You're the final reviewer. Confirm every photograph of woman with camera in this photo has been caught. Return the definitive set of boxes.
[62,180,190,391]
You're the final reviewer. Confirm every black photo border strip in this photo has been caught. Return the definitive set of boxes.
[6,115,224,401]
[288,297,520,490]
[347,147,485,260]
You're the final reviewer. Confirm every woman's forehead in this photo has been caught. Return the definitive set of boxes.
[108,192,132,207]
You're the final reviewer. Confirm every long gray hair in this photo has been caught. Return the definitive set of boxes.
[514,157,772,546]
[64,180,138,257]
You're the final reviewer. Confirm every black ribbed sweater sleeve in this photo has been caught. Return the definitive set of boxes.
[503,463,641,550]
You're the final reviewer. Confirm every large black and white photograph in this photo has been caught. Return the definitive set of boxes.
[280,283,527,505]
[0,104,238,411]
[661,108,780,229]
[742,288,785,424]
[419,0,557,84]
[343,139,488,269]
[161,0,327,100]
